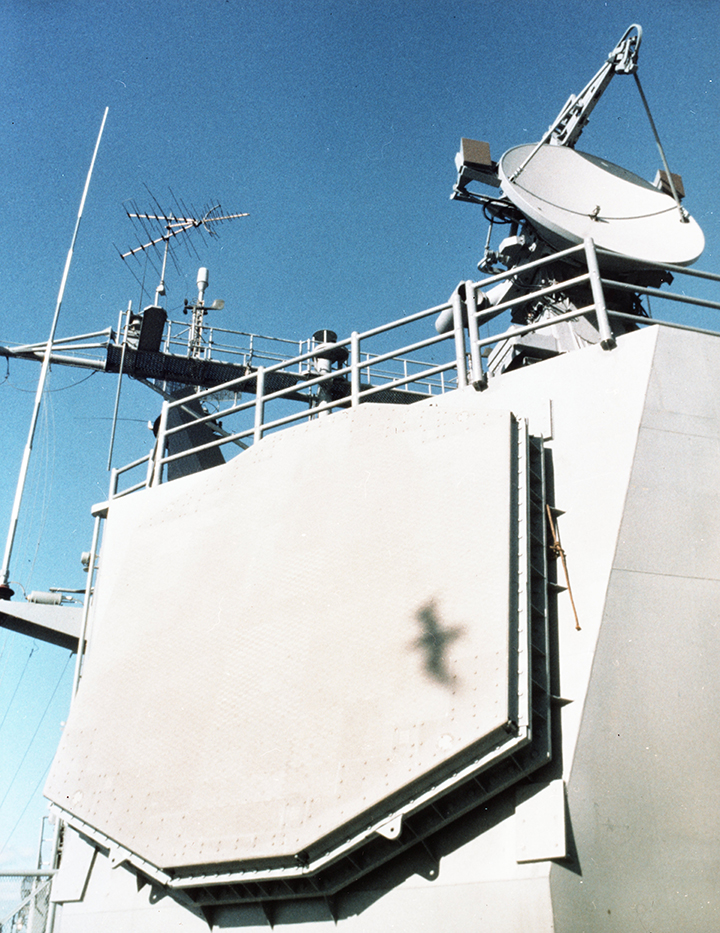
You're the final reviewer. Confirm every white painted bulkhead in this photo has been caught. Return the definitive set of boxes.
[48,325,720,931]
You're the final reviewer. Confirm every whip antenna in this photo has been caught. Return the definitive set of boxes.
[1,107,109,600]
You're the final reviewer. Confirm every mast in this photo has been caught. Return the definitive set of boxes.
[0,108,109,600]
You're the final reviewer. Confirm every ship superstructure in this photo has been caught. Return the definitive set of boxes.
[2,24,720,933]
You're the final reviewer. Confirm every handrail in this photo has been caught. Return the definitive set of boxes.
[601,277,720,313]
[148,304,597,476]
[111,239,720,498]
[160,330,455,439]
[596,248,720,284]
[607,308,720,338]
[161,317,442,381]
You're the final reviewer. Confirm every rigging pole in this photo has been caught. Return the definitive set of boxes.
[0,107,109,600]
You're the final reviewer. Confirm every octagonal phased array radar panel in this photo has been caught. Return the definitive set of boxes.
[45,404,551,899]
[499,144,705,268]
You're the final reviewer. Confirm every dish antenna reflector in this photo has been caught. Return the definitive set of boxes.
[498,144,705,268]
[454,25,705,271]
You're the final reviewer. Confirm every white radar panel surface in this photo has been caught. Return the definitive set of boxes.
[499,144,704,268]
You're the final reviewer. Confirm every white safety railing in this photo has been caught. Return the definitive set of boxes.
[0,873,54,933]
[110,238,720,498]
[162,323,304,368]
[160,321,449,389]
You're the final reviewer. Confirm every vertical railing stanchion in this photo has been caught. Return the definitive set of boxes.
[106,302,132,470]
[71,512,102,697]
[151,401,169,487]
[584,237,616,350]
[451,288,468,388]
[465,280,484,386]
[145,449,155,488]
[46,813,63,933]
[254,367,265,443]
[351,332,360,408]
[109,468,119,500]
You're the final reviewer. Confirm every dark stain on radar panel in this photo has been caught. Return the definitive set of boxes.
[413,600,464,685]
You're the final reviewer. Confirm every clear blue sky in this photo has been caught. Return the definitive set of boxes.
[1,0,718,870]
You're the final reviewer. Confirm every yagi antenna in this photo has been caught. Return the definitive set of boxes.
[120,204,249,259]
[119,196,249,304]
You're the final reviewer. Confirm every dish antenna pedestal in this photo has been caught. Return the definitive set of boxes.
[448,24,704,374]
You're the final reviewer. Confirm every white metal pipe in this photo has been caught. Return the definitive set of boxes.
[153,301,609,474]
[10,327,114,351]
[602,277,720,312]
[165,254,592,412]
[159,362,460,468]
[471,243,587,290]
[12,342,109,353]
[138,302,618,474]
[596,249,720,283]
[607,310,720,342]
[254,367,265,444]
[114,479,149,499]
[151,402,169,487]
[451,288,468,389]
[145,447,155,487]
[107,301,132,469]
[583,238,616,349]
[158,432,254,465]
[46,811,63,933]
[1,107,108,594]
[465,280,483,386]
[71,513,102,696]
[159,283,602,460]
[46,815,62,933]
[112,452,151,477]
[351,332,360,407]
[0,349,106,369]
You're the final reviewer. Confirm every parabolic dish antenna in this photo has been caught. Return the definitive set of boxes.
[498,144,704,268]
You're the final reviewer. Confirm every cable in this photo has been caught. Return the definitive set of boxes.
[10,386,53,594]
[44,370,97,392]
[0,631,13,692]
[633,72,687,221]
[0,645,36,735]
[510,175,681,221]
[0,759,53,857]
[0,651,72,811]
[6,370,97,393]
[122,252,149,305]
[26,392,56,589]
